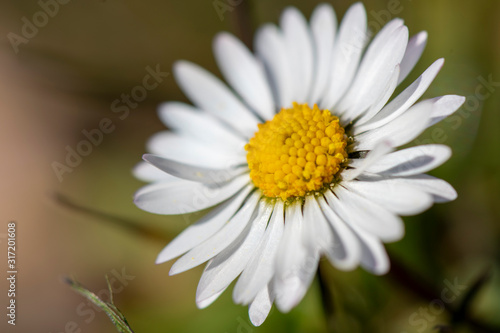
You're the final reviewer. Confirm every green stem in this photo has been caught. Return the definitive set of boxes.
[230,0,254,49]
[317,261,335,333]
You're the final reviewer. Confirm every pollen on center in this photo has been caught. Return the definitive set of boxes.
[245,102,348,200]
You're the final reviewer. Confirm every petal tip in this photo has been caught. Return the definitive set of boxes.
[155,249,172,265]
[416,30,428,42]
[173,59,190,73]
[168,264,181,276]
[249,314,266,327]
[349,2,367,16]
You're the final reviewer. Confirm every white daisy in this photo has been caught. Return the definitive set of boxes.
[133,2,465,326]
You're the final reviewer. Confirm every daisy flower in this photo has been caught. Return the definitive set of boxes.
[133,2,465,326]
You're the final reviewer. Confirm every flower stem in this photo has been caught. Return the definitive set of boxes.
[52,192,169,243]
[317,261,336,332]
[388,255,498,333]
[230,0,254,49]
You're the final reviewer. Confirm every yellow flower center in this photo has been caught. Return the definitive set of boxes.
[245,103,348,200]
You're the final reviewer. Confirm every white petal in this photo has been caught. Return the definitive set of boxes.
[280,7,314,103]
[355,65,400,125]
[348,223,390,275]
[320,2,367,109]
[213,33,275,120]
[196,285,227,309]
[133,161,178,183]
[303,195,332,253]
[196,200,273,304]
[304,195,359,270]
[155,185,254,264]
[428,95,466,126]
[249,286,273,327]
[255,24,294,108]
[169,191,261,275]
[274,202,318,313]
[355,58,444,131]
[158,102,246,152]
[317,196,361,270]
[339,21,408,121]
[173,60,260,137]
[233,200,284,305]
[354,99,434,150]
[134,174,249,215]
[325,187,404,242]
[398,31,428,84]
[381,174,457,203]
[354,144,451,177]
[343,140,393,181]
[362,18,404,57]
[147,131,245,169]
[143,154,247,185]
[343,179,433,216]
[308,3,337,104]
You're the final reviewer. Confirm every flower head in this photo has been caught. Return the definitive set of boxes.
[133,2,465,326]
[246,102,348,200]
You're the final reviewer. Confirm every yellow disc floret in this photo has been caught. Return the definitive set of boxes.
[245,103,348,200]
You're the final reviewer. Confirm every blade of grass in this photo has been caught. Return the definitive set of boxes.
[65,276,135,333]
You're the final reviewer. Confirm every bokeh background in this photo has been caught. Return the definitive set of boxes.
[0,0,499,332]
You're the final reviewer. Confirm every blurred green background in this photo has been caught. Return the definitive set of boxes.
[0,0,499,332]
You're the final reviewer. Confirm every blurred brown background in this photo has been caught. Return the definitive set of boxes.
[0,0,499,332]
